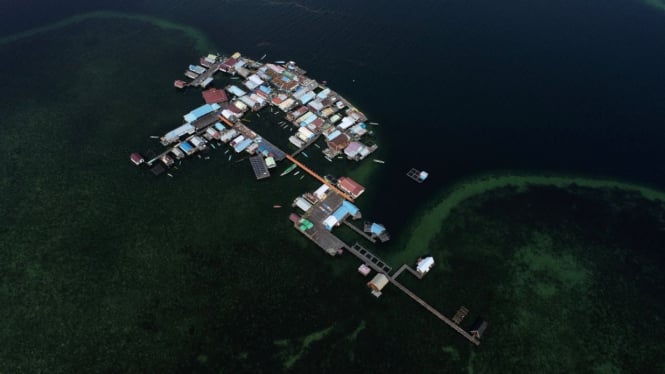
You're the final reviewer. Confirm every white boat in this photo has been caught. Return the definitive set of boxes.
[205,156,210,160]
[260,54,267,61]
[167,173,174,178]
[224,149,230,154]
[211,144,216,149]
[299,175,305,180]
[369,122,380,126]
[301,152,309,158]
[325,156,333,162]
[373,159,385,164]
[150,135,159,139]
[293,171,300,176]
[314,144,321,149]
[228,155,232,161]
[274,60,285,64]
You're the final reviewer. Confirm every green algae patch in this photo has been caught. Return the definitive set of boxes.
[0,11,213,52]
[645,0,665,12]
[392,174,665,266]
[346,320,366,342]
[274,324,335,369]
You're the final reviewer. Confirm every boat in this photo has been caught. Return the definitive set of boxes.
[314,144,321,149]
[150,135,159,139]
[301,152,309,158]
[280,163,297,176]
[369,122,380,126]
[204,156,210,160]
[210,144,216,149]
[197,154,201,159]
[325,156,333,162]
[167,173,174,178]
[299,175,305,180]
[373,159,385,164]
[257,113,261,118]
[293,171,300,176]
[231,76,240,80]
[228,155,232,161]
[224,149,230,154]
[274,60,285,64]
[273,205,282,208]
[260,54,267,61]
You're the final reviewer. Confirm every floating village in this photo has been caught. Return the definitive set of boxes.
[131,52,487,345]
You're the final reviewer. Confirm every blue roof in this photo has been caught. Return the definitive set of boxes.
[281,76,290,83]
[370,223,386,235]
[259,85,272,94]
[325,130,342,141]
[234,138,253,152]
[300,91,316,104]
[332,206,349,222]
[214,122,226,131]
[184,104,218,122]
[179,142,194,152]
[342,201,359,216]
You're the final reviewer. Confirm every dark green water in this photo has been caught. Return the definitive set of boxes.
[1,0,665,372]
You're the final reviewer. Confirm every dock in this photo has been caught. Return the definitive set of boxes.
[347,242,391,273]
[343,219,377,243]
[249,155,270,180]
[388,277,481,346]
[284,154,355,202]
[188,61,222,87]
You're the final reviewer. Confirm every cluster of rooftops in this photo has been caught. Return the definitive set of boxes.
[158,52,377,165]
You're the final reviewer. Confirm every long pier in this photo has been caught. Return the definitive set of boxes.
[343,219,376,243]
[189,61,222,87]
[284,154,355,202]
[347,242,391,273]
[388,277,481,346]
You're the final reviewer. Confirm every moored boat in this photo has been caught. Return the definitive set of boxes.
[280,163,297,176]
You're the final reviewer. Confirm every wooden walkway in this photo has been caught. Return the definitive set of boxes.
[284,154,355,202]
[388,277,481,346]
[189,61,222,87]
[346,243,392,273]
[391,264,423,280]
[343,219,376,243]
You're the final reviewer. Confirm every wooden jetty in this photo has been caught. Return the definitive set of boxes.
[284,154,355,202]
[249,155,270,180]
[189,61,222,87]
[343,219,377,243]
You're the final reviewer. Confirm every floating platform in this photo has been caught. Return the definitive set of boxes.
[407,168,428,183]
[249,155,270,180]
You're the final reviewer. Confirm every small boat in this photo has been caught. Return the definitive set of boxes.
[274,60,285,64]
[369,122,380,126]
[205,156,210,160]
[294,171,300,176]
[150,135,159,139]
[280,163,297,176]
[224,149,230,154]
[231,76,240,80]
[167,173,174,178]
[322,80,327,85]
[211,144,216,149]
[314,144,321,149]
[373,159,385,164]
[260,54,267,61]
[301,152,309,158]
[299,175,305,180]
[325,156,333,162]
[257,113,261,118]
[228,155,232,161]
[197,154,201,159]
